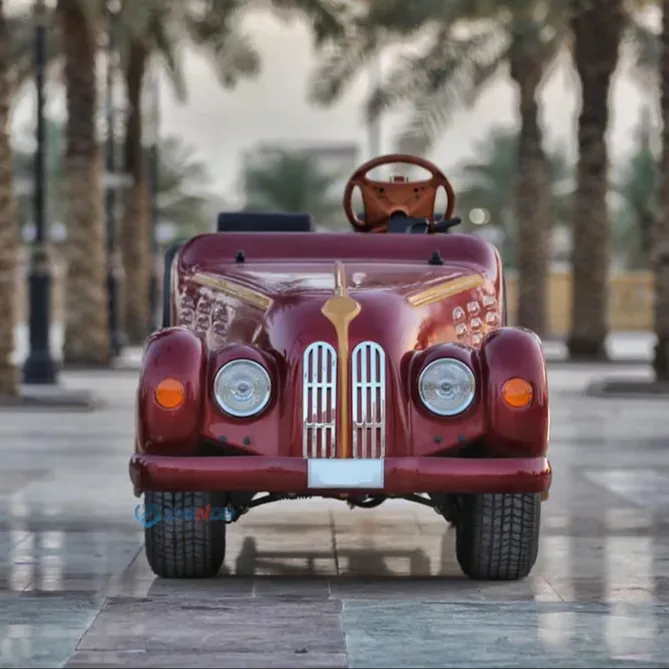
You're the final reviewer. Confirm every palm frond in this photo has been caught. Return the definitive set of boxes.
[150,11,187,101]
[365,26,507,153]
[261,0,350,46]
[184,0,260,89]
[362,0,466,34]
[198,27,261,87]
[307,0,483,109]
[159,193,212,229]
[241,149,344,218]
[159,135,212,187]
[623,12,659,88]
[119,0,163,40]
[308,30,379,106]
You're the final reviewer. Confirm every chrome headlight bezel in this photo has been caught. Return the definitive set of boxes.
[418,358,476,417]
[213,359,272,418]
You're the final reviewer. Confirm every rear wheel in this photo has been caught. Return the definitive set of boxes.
[455,492,540,581]
[144,491,226,578]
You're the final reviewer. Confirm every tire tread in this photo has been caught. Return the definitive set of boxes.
[456,492,540,581]
[145,491,226,578]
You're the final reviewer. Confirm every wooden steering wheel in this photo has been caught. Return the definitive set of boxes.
[343,153,456,232]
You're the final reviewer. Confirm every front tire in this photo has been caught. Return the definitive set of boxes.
[455,492,540,581]
[144,491,226,578]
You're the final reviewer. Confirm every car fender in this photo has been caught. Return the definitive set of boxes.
[479,327,549,457]
[136,327,206,456]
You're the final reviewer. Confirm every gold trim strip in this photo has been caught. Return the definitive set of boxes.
[407,275,484,308]
[333,259,348,296]
[321,261,361,459]
[191,272,273,311]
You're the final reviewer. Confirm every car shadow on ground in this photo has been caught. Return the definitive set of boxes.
[141,530,476,601]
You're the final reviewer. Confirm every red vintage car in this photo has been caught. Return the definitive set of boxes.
[130,154,551,581]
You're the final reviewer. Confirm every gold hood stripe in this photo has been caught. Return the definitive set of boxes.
[407,274,484,307]
[190,272,273,311]
[321,261,361,459]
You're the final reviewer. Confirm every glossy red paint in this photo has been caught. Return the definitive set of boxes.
[479,327,550,457]
[133,228,551,496]
[136,327,206,456]
[129,454,551,494]
[408,343,488,456]
[201,344,284,454]
[179,231,499,276]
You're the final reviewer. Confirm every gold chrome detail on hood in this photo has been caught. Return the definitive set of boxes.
[333,259,348,297]
[190,272,273,311]
[321,261,361,459]
[407,274,484,308]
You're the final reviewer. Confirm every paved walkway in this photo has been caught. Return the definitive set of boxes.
[1,365,669,667]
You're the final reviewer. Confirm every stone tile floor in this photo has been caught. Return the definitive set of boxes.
[1,365,668,667]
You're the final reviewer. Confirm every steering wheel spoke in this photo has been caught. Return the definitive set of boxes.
[343,154,455,233]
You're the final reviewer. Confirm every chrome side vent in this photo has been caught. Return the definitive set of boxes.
[352,341,387,458]
[302,342,337,458]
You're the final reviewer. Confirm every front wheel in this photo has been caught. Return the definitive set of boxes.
[144,491,226,578]
[455,492,540,581]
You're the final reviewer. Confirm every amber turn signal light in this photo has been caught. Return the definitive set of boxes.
[501,377,533,408]
[155,378,185,409]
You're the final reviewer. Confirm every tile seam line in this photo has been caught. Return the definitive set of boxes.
[61,594,109,668]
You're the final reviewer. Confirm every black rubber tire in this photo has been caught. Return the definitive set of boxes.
[455,492,540,581]
[144,491,226,578]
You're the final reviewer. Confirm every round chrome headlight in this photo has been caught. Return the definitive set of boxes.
[213,360,271,418]
[418,358,476,417]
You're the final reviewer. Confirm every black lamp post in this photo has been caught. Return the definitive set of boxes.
[22,0,57,385]
[105,0,124,357]
[148,66,160,334]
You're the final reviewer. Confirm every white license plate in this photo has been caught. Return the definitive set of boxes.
[307,458,385,489]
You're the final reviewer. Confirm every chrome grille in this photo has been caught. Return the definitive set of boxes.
[352,341,387,458]
[302,342,337,458]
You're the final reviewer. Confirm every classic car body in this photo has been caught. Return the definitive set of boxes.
[130,154,551,581]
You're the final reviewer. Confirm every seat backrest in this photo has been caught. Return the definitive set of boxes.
[217,211,314,233]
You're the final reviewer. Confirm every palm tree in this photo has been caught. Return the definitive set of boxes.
[567,0,625,360]
[310,0,568,336]
[611,108,658,270]
[0,0,19,395]
[56,0,109,365]
[241,150,344,228]
[117,0,348,342]
[116,0,262,342]
[654,0,669,380]
[154,134,215,238]
[12,120,213,240]
[454,125,574,270]
[310,0,656,339]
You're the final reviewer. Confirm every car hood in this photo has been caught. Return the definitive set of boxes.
[177,259,500,357]
[185,260,484,302]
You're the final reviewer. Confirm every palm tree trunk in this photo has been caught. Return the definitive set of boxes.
[567,0,624,360]
[58,0,110,365]
[0,0,19,395]
[121,39,151,345]
[653,0,669,380]
[509,41,551,336]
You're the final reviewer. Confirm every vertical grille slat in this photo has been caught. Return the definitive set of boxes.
[302,342,337,458]
[352,341,387,459]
